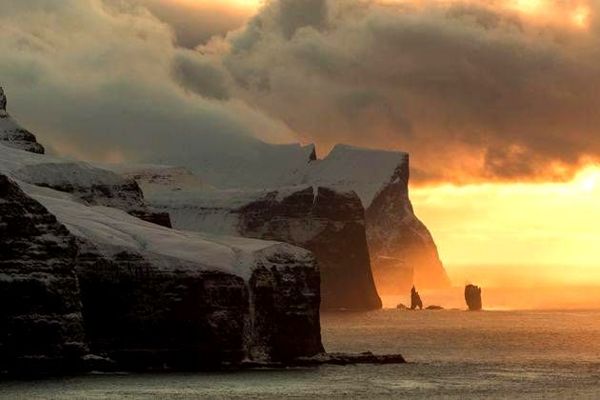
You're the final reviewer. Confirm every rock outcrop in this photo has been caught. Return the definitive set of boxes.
[465,284,483,311]
[279,351,406,367]
[15,162,173,228]
[410,286,423,310]
[237,187,381,310]
[0,143,171,228]
[0,87,45,154]
[0,174,87,376]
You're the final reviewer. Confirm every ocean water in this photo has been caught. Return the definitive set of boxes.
[1,309,600,399]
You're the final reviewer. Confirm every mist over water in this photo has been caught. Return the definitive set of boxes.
[2,310,599,399]
[384,285,600,311]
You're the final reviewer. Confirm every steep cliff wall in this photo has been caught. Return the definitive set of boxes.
[0,157,323,375]
[238,187,381,310]
[363,155,450,294]
[0,175,87,376]
[28,180,323,370]
[122,144,449,301]
[125,179,382,310]
[289,144,450,294]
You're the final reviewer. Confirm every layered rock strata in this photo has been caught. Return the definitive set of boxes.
[0,170,323,375]
[0,175,87,376]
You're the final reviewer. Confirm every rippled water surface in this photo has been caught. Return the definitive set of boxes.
[2,310,600,399]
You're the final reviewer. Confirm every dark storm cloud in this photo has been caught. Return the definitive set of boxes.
[1,0,598,183]
[0,0,293,164]
[172,49,231,100]
[122,0,255,48]
[207,0,600,182]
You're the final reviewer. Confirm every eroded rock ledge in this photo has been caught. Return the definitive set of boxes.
[242,352,406,369]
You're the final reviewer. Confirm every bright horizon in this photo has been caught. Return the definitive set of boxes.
[412,166,600,288]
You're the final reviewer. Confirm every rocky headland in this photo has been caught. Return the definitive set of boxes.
[0,88,412,377]
[114,145,450,310]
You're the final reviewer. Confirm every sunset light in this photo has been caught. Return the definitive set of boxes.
[572,5,591,28]
[413,165,600,279]
[511,0,543,13]
[3,0,600,395]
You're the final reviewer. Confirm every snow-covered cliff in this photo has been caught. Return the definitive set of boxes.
[0,92,324,375]
[122,144,449,300]
[0,171,323,375]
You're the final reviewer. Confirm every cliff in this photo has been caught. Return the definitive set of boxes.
[290,144,449,294]
[120,144,449,304]
[0,170,323,375]
[0,175,87,376]
[0,143,171,228]
[0,134,324,375]
[237,187,381,310]
[115,172,382,310]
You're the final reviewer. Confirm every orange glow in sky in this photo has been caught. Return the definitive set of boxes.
[192,0,593,31]
[175,0,262,9]
[412,165,600,287]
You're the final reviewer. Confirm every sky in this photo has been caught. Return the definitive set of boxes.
[0,0,598,289]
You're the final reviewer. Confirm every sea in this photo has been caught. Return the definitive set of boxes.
[1,309,599,399]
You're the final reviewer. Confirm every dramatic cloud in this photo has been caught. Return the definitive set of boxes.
[0,0,294,164]
[122,0,256,48]
[207,0,600,182]
[1,0,598,183]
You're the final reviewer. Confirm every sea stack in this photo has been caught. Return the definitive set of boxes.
[410,286,423,310]
[465,284,483,311]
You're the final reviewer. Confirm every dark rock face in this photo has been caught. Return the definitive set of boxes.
[118,145,449,310]
[128,209,172,228]
[410,286,423,310]
[366,160,450,295]
[465,284,483,311]
[0,174,87,376]
[247,264,323,361]
[76,247,250,370]
[0,173,323,376]
[74,244,323,370]
[0,87,6,111]
[238,187,382,310]
[13,162,172,228]
[0,88,45,154]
